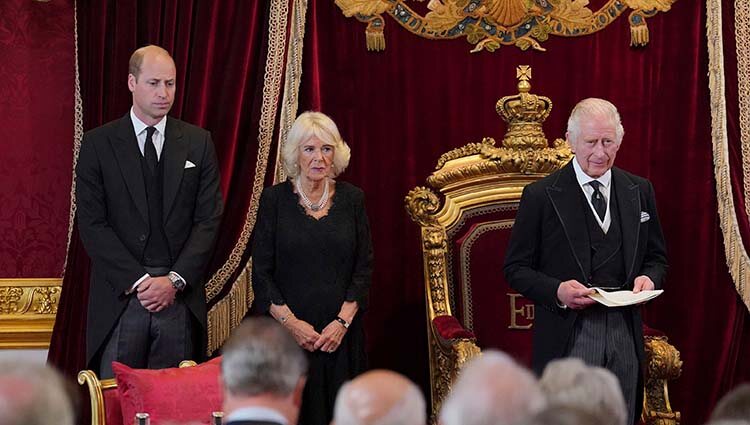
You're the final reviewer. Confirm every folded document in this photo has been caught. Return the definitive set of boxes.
[588,288,664,307]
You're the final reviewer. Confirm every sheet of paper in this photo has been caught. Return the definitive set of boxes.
[587,288,664,307]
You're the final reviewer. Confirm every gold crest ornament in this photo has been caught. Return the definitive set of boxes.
[334,0,677,52]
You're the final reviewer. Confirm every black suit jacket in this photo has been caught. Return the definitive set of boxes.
[504,161,668,374]
[76,113,223,365]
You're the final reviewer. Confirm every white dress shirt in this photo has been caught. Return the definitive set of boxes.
[128,109,185,291]
[130,107,167,159]
[572,158,612,233]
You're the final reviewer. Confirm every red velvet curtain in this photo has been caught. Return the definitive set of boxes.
[48,0,272,377]
[299,0,750,423]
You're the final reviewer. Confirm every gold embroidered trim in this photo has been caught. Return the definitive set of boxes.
[708,0,750,311]
[737,0,750,227]
[62,0,83,279]
[204,0,290,303]
[274,0,309,184]
[205,0,293,353]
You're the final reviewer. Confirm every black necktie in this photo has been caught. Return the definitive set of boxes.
[589,180,606,221]
[144,126,158,174]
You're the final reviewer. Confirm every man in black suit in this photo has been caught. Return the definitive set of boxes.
[221,317,308,425]
[504,98,668,424]
[76,45,223,378]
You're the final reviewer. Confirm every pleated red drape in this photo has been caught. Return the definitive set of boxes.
[48,0,272,377]
[298,0,750,423]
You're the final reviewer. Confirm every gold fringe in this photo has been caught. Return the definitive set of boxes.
[274,0,309,184]
[206,262,255,355]
[366,23,385,51]
[707,0,750,311]
[62,0,84,279]
[204,0,290,304]
[630,24,649,47]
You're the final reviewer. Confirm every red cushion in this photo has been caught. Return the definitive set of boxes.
[103,387,123,425]
[112,357,223,425]
[433,315,475,339]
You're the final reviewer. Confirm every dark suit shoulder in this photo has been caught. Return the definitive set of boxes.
[82,117,125,143]
[168,116,210,136]
[612,166,652,187]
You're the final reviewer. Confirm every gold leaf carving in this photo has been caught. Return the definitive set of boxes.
[425,0,465,32]
[334,0,390,17]
[549,0,594,26]
[622,0,673,12]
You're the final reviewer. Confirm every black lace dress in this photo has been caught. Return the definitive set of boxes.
[252,180,373,425]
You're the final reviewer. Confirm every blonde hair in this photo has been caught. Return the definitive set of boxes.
[283,111,351,179]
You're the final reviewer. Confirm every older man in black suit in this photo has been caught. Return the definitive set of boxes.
[504,98,668,424]
[76,45,223,378]
[221,317,308,425]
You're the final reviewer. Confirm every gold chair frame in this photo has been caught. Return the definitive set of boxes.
[77,360,198,425]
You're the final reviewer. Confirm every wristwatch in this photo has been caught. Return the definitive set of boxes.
[168,272,186,291]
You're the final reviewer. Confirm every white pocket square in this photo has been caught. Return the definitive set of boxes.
[184,160,196,169]
[640,211,650,223]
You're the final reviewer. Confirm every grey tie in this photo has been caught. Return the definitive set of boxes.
[589,180,606,221]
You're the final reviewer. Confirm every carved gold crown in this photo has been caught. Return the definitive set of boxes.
[495,65,553,150]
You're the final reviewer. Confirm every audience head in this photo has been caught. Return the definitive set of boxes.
[333,370,425,425]
[539,357,627,425]
[439,350,546,425]
[221,317,308,421]
[0,360,74,425]
[710,383,750,422]
[283,111,351,179]
[520,403,607,425]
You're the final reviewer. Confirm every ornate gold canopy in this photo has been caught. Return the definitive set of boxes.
[335,0,677,53]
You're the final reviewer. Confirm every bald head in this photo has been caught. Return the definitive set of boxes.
[129,45,174,80]
[334,370,426,425]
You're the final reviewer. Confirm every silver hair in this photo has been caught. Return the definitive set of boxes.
[539,358,628,425]
[282,111,351,179]
[566,98,625,145]
[221,317,308,397]
[0,361,75,425]
[439,350,547,425]
[333,378,426,425]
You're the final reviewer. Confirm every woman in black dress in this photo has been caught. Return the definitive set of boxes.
[252,111,373,425]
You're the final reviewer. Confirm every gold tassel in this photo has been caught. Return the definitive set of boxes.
[630,24,650,47]
[366,20,385,51]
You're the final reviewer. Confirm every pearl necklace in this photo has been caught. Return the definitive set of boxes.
[296,177,330,212]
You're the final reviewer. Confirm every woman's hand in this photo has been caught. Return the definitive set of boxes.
[314,320,347,353]
[286,318,322,352]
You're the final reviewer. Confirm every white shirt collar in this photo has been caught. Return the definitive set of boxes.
[225,406,288,425]
[130,107,167,137]
[572,157,612,189]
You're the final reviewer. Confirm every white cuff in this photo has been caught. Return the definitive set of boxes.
[127,273,150,294]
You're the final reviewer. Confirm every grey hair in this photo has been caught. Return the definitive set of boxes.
[282,111,351,179]
[710,383,750,422]
[439,350,546,425]
[539,358,627,425]
[221,317,308,397]
[333,378,426,425]
[567,98,625,144]
[0,361,75,425]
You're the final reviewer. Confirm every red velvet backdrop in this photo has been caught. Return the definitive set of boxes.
[48,0,272,377]
[298,0,750,424]
[0,0,74,277]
